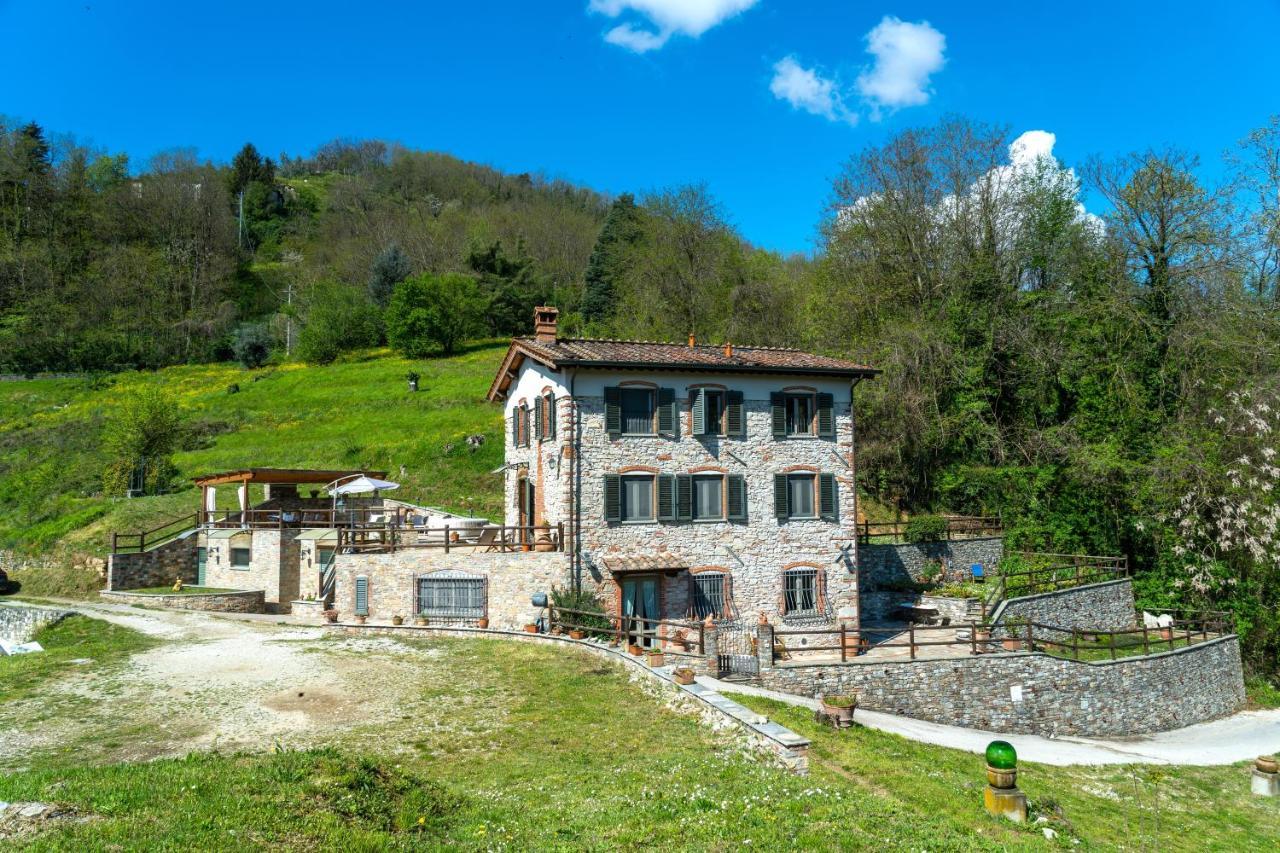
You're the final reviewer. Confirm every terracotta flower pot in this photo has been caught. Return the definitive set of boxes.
[477,617,489,629]
[569,629,586,640]
[392,615,404,626]
[1257,755,1279,774]
[986,766,1018,789]
[627,644,644,656]
[646,651,665,667]
[820,696,856,728]
[523,623,538,634]
[414,616,428,626]
[354,614,367,625]
[1001,638,1022,651]
[673,668,696,685]
[1159,627,1174,641]
[550,625,563,636]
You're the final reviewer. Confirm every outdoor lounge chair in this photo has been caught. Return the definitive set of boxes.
[970,563,985,583]
[476,525,500,552]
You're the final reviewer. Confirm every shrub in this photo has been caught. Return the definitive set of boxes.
[385,273,485,357]
[902,514,948,543]
[550,585,612,634]
[920,558,945,585]
[101,387,185,496]
[232,322,272,369]
[297,281,383,364]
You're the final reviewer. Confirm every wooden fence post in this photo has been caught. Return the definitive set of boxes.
[908,624,916,660]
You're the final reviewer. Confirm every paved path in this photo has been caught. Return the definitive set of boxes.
[701,677,1280,766]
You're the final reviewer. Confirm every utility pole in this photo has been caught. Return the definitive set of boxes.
[284,279,294,355]
[237,189,245,249]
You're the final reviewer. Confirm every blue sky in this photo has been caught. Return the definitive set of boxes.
[3,0,1279,254]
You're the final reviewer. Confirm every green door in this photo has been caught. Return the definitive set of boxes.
[621,576,659,648]
[196,547,207,586]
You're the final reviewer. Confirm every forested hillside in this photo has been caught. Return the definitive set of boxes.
[3,114,1280,678]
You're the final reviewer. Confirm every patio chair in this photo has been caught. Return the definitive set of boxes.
[476,525,500,552]
[970,563,985,583]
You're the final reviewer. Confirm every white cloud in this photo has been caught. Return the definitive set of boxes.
[769,57,856,125]
[590,0,760,53]
[856,16,946,119]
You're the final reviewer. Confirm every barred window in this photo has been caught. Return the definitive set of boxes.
[783,568,818,615]
[415,575,486,618]
[691,572,726,619]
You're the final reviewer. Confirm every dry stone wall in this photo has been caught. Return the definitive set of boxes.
[106,536,197,591]
[99,589,265,613]
[0,603,72,643]
[991,579,1136,638]
[857,538,1004,622]
[758,635,1245,736]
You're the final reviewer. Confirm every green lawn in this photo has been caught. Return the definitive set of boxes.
[0,614,158,705]
[0,344,509,563]
[2,627,1276,850]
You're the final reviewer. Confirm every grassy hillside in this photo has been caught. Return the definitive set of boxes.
[0,345,508,557]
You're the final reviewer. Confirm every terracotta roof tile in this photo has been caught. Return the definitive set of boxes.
[600,554,690,574]
[515,337,877,376]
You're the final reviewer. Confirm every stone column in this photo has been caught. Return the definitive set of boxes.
[755,622,774,672]
[703,620,719,676]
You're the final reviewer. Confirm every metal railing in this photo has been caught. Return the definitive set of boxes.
[770,610,1231,664]
[854,515,1003,544]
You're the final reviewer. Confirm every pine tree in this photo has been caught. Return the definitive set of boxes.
[368,243,412,308]
[581,193,643,323]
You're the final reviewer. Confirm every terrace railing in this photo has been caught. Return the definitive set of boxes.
[335,522,564,554]
[548,607,706,658]
[855,516,1003,544]
[770,610,1230,664]
[981,552,1130,620]
[111,513,199,554]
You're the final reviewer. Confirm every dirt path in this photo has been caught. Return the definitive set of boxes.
[1,602,441,769]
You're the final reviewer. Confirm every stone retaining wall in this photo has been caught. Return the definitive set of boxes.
[107,536,197,591]
[0,603,72,643]
[100,589,265,613]
[858,537,1004,621]
[918,594,983,624]
[992,579,1135,638]
[757,634,1246,737]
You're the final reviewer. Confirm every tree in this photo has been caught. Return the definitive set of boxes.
[367,242,411,308]
[467,239,552,336]
[227,142,275,196]
[101,387,185,496]
[296,281,382,364]
[581,193,643,322]
[232,322,272,368]
[386,273,485,356]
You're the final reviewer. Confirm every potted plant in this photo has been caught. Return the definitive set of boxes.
[672,666,696,685]
[1001,617,1027,651]
[414,614,429,626]
[477,617,490,629]
[392,614,404,626]
[322,609,338,624]
[646,649,666,667]
[550,624,563,636]
[523,623,539,633]
[820,694,857,728]
[407,371,420,392]
[627,642,644,656]
[568,628,586,640]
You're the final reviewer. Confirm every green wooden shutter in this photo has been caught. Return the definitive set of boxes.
[546,393,556,439]
[774,473,789,519]
[819,473,838,520]
[727,474,747,522]
[770,392,786,438]
[511,408,519,447]
[603,474,621,522]
[657,388,677,437]
[726,390,745,438]
[523,404,532,447]
[657,474,676,521]
[690,388,706,436]
[676,474,693,521]
[604,387,621,438]
[533,399,543,442]
[817,393,835,438]
[354,576,369,616]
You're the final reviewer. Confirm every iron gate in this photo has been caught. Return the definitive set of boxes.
[715,624,759,679]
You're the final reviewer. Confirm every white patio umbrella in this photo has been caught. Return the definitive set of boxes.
[327,475,400,496]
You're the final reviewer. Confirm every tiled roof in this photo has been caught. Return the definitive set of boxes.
[487,335,878,400]
[516,337,877,375]
[600,554,690,574]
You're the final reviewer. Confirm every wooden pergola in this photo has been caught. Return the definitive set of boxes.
[193,468,389,517]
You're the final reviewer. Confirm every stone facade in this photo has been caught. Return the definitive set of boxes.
[0,603,72,643]
[757,631,1246,737]
[202,528,302,613]
[857,537,1004,622]
[332,549,574,629]
[100,589,265,613]
[991,579,1136,638]
[106,536,197,591]
[502,363,861,628]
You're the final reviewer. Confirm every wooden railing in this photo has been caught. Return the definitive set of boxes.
[199,508,390,529]
[771,610,1230,664]
[111,513,198,554]
[855,516,1003,544]
[548,607,705,657]
[336,523,564,554]
[980,552,1130,619]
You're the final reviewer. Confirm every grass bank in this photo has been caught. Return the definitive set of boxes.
[0,613,157,705]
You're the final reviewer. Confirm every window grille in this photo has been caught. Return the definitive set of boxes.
[783,568,818,615]
[415,574,486,618]
[691,572,726,619]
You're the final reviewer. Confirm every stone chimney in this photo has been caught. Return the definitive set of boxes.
[534,306,559,342]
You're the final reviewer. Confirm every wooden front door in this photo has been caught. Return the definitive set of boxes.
[517,477,535,546]
[621,576,660,648]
